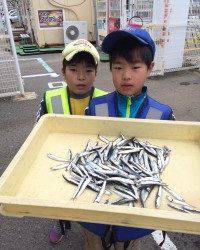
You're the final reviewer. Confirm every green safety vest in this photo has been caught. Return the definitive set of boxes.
[45,87,107,114]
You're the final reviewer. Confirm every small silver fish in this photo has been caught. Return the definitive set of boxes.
[103,142,113,162]
[47,153,68,162]
[166,195,187,206]
[130,185,139,200]
[118,148,142,154]
[166,198,200,213]
[98,134,110,144]
[140,187,152,207]
[110,198,133,205]
[84,140,91,151]
[155,186,162,208]
[163,186,185,202]
[94,180,107,203]
[107,177,135,185]
[51,162,69,170]
[74,177,92,199]
[168,203,189,213]
[113,189,135,200]
[128,201,135,207]
[62,174,79,185]
[181,205,200,214]
[67,149,73,161]
[72,176,87,199]
[114,185,138,200]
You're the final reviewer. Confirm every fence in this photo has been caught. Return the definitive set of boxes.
[0,0,24,98]
[182,0,200,70]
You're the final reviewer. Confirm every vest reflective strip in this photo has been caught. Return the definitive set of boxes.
[94,103,109,116]
[51,95,64,114]
[93,88,107,98]
[146,107,163,119]
[45,88,70,114]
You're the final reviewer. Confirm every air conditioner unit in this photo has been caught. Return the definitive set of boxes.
[63,21,87,44]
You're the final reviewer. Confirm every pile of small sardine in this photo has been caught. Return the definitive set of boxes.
[48,134,200,214]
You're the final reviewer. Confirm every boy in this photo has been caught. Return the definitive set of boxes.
[82,26,175,249]
[37,39,107,119]
[36,39,107,244]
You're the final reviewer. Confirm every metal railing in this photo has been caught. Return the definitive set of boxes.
[0,0,24,98]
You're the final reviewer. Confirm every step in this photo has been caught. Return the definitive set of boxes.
[23,49,40,53]
[22,45,38,49]
[100,51,109,62]
[22,50,40,55]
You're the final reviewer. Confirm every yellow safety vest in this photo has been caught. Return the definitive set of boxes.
[45,87,107,114]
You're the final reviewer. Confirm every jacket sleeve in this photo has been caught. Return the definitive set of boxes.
[85,105,92,116]
[168,109,176,121]
[85,98,96,116]
[36,99,47,122]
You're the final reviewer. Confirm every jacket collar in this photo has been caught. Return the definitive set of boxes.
[67,86,94,99]
[116,86,147,102]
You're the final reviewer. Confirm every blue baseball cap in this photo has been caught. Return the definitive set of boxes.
[102,26,156,58]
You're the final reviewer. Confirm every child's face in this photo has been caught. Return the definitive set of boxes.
[63,61,96,95]
[111,57,153,96]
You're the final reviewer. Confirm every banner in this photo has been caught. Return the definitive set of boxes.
[38,10,63,29]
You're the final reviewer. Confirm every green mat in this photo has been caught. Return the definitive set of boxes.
[100,51,109,62]
[16,44,64,56]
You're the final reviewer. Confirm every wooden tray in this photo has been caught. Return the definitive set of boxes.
[0,115,200,235]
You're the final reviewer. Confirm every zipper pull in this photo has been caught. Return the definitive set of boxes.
[126,97,131,118]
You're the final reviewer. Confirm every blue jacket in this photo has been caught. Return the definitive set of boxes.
[86,87,174,120]
[82,88,174,242]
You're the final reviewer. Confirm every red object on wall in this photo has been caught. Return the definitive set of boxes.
[128,16,143,28]
[128,23,142,28]
[108,17,120,33]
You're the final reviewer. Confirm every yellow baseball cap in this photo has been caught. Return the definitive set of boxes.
[61,39,100,65]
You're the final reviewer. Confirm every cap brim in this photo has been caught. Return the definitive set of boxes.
[102,30,148,54]
[63,48,99,65]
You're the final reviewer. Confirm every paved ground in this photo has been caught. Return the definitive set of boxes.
[0,53,200,249]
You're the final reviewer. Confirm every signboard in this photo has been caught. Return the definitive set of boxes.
[38,10,63,29]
